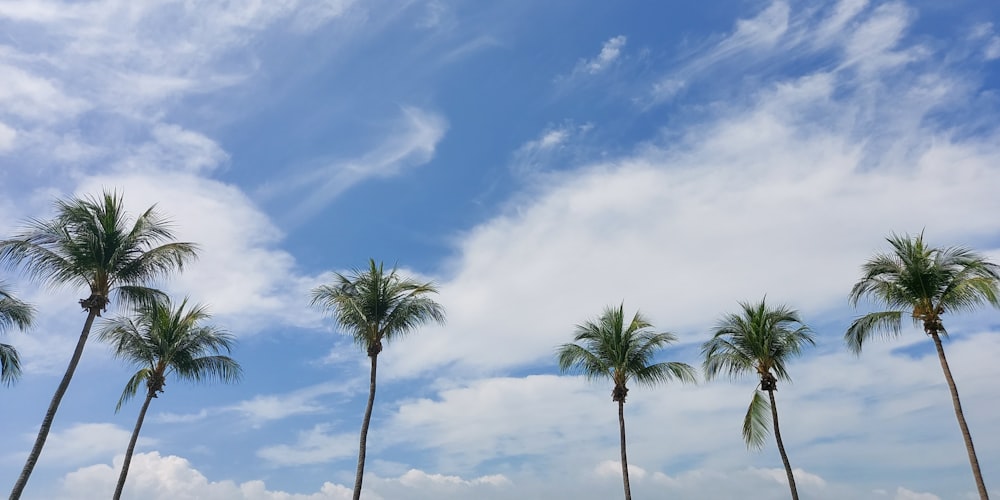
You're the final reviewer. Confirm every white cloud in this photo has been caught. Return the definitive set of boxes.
[509,122,593,176]
[0,121,17,152]
[594,460,646,480]
[894,486,940,500]
[582,35,626,75]
[227,380,361,426]
[9,423,154,467]
[256,424,357,466]
[60,452,357,500]
[0,62,91,124]
[58,452,517,500]
[394,469,510,488]
[260,106,448,224]
[116,123,230,174]
[75,171,318,335]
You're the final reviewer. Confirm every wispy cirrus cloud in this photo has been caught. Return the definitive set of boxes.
[258,106,449,225]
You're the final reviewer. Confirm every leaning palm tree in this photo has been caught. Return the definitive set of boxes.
[702,298,814,500]
[99,296,241,500]
[310,259,445,500]
[0,191,197,499]
[557,303,696,500]
[0,283,35,385]
[847,233,999,500]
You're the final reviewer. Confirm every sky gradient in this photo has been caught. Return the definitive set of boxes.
[1,1,1000,499]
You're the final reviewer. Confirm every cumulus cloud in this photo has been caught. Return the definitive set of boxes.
[71,171,315,335]
[59,452,356,500]
[58,452,515,500]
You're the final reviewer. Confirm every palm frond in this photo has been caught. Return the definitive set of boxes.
[844,311,904,354]
[0,343,22,385]
[116,368,151,412]
[0,284,34,332]
[742,390,771,450]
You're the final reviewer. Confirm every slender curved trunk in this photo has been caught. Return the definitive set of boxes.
[10,308,99,500]
[113,389,156,500]
[929,332,989,499]
[618,399,632,500]
[352,354,378,500]
[767,389,799,500]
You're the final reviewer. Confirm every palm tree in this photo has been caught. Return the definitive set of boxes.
[0,283,34,385]
[702,298,814,500]
[99,296,241,500]
[557,304,696,500]
[847,233,999,500]
[0,191,197,499]
[310,259,445,500]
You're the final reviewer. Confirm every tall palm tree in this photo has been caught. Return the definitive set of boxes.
[702,298,814,500]
[310,259,445,500]
[99,296,241,500]
[557,304,696,500]
[847,233,999,500]
[0,191,197,499]
[0,283,35,385]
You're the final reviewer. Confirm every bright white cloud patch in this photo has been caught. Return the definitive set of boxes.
[584,35,626,74]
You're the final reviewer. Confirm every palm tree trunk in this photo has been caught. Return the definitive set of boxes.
[767,389,799,500]
[929,331,990,499]
[352,354,378,500]
[618,399,632,500]
[10,308,99,500]
[113,389,156,500]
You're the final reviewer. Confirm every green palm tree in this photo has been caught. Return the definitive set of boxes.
[557,304,696,500]
[310,259,445,500]
[99,296,241,500]
[0,283,35,385]
[702,298,814,500]
[847,233,999,500]
[0,191,197,499]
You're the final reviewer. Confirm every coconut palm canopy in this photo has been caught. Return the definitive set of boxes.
[3,1,1000,499]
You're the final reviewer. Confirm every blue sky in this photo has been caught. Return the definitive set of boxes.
[1,0,1000,498]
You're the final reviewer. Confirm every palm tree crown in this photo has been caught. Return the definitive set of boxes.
[558,304,696,402]
[846,232,1000,352]
[310,259,445,357]
[0,190,198,314]
[0,283,35,385]
[702,298,813,448]
[99,297,242,410]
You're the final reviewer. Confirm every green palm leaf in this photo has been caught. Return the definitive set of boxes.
[743,390,770,450]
